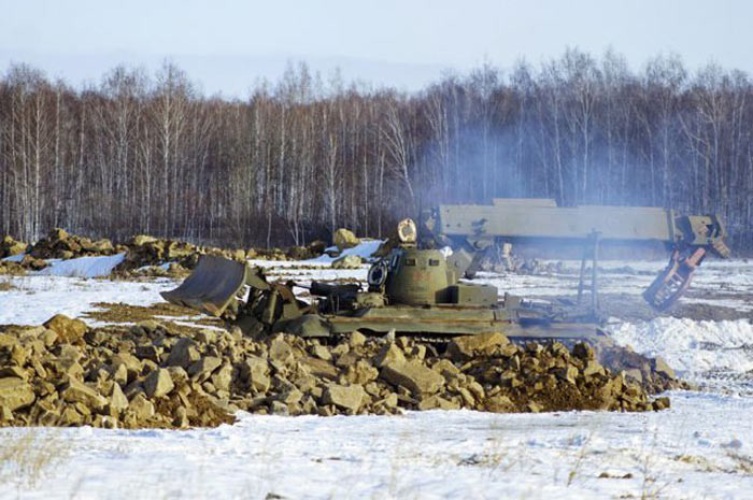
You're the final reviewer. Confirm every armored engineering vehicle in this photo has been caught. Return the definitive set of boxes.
[162,200,729,340]
[163,219,604,340]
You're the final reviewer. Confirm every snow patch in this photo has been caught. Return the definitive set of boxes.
[1,253,26,263]
[610,317,753,374]
[36,253,126,278]
[305,239,384,265]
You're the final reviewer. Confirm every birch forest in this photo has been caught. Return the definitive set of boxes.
[1,49,752,250]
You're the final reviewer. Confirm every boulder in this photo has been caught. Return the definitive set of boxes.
[188,356,223,382]
[333,228,359,250]
[418,395,460,411]
[43,314,87,344]
[652,357,676,380]
[446,332,510,360]
[60,379,107,411]
[144,369,175,398]
[108,383,129,414]
[484,394,517,413]
[243,356,271,393]
[167,338,201,368]
[298,356,339,381]
[128,393,155,420]
[0,377,35,411]
[323,384,366,412]
[130,235,158,247]
[373,342,406,368]
[380,360,445,397]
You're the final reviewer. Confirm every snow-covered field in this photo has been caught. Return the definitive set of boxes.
[2,254,753,499]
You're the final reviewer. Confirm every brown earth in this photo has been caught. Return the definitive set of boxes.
[0,312,676,430]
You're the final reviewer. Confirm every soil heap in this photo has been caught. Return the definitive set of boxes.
[0,315,674,429]
[0,228,328,277]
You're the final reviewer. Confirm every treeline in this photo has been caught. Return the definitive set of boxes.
[1,49,752,250]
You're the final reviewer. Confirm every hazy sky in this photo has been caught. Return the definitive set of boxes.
[0,0,747,96]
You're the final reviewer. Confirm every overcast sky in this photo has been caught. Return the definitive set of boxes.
[0,0,747,96]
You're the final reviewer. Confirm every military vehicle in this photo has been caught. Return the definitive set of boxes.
[162,219,604,340]
[162,199,729,340]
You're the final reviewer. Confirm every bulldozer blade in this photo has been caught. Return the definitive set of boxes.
[161,255,249,317]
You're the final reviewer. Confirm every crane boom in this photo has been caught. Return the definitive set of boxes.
[422,198,730,311]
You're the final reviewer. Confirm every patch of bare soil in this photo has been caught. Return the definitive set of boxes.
[82,302,226,336]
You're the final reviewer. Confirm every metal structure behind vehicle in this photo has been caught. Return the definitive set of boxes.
[421,198,730,310]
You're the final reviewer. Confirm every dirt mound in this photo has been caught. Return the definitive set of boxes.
[2,229,327,275]
[0,315,676,429]
[29,228,121,260]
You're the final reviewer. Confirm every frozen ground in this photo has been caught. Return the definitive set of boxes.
[2,254,753,498]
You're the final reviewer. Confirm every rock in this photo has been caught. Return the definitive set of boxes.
[447,332,510,361]
[298,356,339,381]
[310,344,332,361]
[349,331,367,347]
[373,342,406,368]
[243,356,271,392]
[345,360,379,385]
[195,329,217,344]
[144,369,175,398]
[49,228,69,241]
[527,401,544,413]
[188,356,223,382]
[1,235,28,257]
[332,255,362,269]
[135,344,160,362]
[652,357,676,380]
[128,393,155,420]
[418,395,460,411]
[333,228,359,250]
[0,366,27,381]
[554,365,579,385]
[624,368,643,384]
[167,338,201,368]
[572,342,596,361]
[0,377,35,411]
[652,396,671,411]
[380,360,445,397]
[112,353,142,382]
[268,337,294,365]
[582,360,605,377]
[130,235,157,246]
[108,383,129,414]
[0,405,13,422]
[323,384,366,412]
[280,387,303,405]
[60,379,107,411]
[58,406,85,426]
[433,359,461,378]
[270,401,289,416]
[485,394,517,413]
[43,314,87,343]
[211,363,233,393]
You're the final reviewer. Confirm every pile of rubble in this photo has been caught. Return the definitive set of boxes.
[29,228,120,260]
[0,235,29,259]
[0,229,331,276]
[0,315,674,429]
